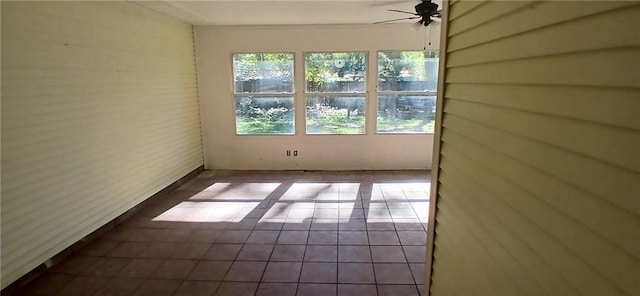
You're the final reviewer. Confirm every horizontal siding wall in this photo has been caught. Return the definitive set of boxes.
[430,1,640,295]
[1,1,203,288]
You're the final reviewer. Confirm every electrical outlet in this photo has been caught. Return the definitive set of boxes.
[286,150,291,156]
[293,150,298,156]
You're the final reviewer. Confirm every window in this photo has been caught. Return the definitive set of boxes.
[377,51,439,133]
[305,52,367,134]
[233,53,295,135]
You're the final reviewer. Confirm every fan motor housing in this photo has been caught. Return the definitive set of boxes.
[415,1,438,15]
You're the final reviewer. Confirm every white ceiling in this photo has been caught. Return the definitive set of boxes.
[132,0,441,26]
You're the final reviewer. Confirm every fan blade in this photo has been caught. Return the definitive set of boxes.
[373,16,421,24]
[432,10,442,18]
[388,9,419,15]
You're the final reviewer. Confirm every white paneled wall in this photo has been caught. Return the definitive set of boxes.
[429,1,640,295]
[1,2,203,288]
[195,25,439,170]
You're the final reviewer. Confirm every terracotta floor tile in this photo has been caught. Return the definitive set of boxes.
[304,245,337,262]
[21,272,74,296]
[188,261,233,281]
[377,284,420,296]
[50,256,100,275]
[270,244,306,261]
[337,284,377,296]
[134,279,182,296]
[338,245,371,263]
[80,257,130,277]
[54,275,107,296]
[215,230,252,244]
[300,262,337,283]
[409,263,426,285]
[94,277,145,296]
[186,229,224,243]
[174,280,220,296]
[337,263,375,284]
[255,282,297,296]
[78,241,120,257]
[246,230,280,244]
[262,262,302,282]
[106,241,151,258]
[397,231,427,246]
[338,231,368,245]
[143,242,178,259]
[367,231,400,246]
[171,243,211,259]
[118,258,163,278]
[214,282,258,296]
[17,171,431,296]
[297,283,337,296]
[373,263,415,284]
[202,244,242,260]
[307,231,338,245]
[276,231,309,244]
[370,246,407,263]
[149,259,197,279]
[224,261,267,282]
[237,244,275,261]
[402,246,426,263]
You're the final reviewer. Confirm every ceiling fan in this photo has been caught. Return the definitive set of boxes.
[374,0,442,27]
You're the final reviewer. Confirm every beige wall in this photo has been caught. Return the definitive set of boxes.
[428,1,640,295]
[1,1,203,288]
[194,25,440,170]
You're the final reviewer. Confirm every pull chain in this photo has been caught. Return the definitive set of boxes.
[423,26,432,50]
[424,26,428,50]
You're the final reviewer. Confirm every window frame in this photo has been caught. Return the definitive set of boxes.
[303,51,369,136]
[375,50,439,135]
[231,52,297,136]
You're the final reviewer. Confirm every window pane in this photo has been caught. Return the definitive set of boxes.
[233,53,294,93]
[306,96,366,134]
[378,51,438,92]
[305,52,366,93]
[377,95,436,133]
[235,96,294,135]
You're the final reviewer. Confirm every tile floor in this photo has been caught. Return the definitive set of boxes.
[17,170,430,296]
